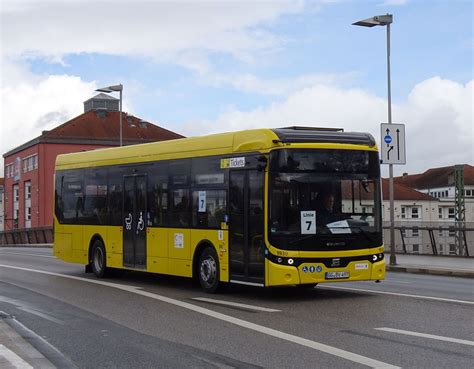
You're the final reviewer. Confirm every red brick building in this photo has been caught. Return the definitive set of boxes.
[2,94,183,230]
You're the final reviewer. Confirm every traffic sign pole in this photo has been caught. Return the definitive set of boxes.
[386,23,396,266]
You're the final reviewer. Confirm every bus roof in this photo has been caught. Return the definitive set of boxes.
[55,127,377,170]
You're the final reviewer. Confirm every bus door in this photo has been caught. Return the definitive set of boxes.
[123,175,147,269]
[229,170,265,284]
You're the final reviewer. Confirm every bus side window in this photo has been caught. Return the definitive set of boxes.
[192,190,226,229]
[172,189,190,227]
[107,167,124,226]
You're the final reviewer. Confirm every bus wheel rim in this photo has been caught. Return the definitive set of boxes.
[94,247,103,272]
[200,257,216,286]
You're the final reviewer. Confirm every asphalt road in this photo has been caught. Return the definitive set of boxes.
[0,247,473,369]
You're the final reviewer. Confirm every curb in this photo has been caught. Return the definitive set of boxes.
[0,244,53,248]
[386,265,474,278]
[2,313,77,369]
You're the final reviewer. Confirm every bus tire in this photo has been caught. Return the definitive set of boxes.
[91,240,108,278]
[198,247,220,293]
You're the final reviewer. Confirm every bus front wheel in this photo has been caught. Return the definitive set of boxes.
[198,247,220,293]
[91,240,108,278]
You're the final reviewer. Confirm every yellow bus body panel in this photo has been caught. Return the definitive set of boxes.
[265,246,386,286]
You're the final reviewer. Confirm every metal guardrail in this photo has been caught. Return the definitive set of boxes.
[0,227,53,245]
[383,222,473,257]
[1,223,472,258]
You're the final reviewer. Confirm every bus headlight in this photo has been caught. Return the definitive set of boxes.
[372,254,378,262]
[288,258,294,265]
[277,257,283,263]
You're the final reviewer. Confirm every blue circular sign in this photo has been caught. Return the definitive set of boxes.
[384,135,392,144]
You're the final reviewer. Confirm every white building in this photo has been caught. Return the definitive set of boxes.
[382,164,474,255]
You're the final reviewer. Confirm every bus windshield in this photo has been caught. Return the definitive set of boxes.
[268,149,382,251]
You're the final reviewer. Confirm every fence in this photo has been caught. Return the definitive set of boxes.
[0,227,53,245]
[1,223,472,257]
[383,221,473,257]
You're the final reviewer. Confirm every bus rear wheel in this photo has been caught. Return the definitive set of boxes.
[198,247,220,293]
[91,240,108,278]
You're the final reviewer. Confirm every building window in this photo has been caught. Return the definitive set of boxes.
[448,208,455,219]
[411,207,420,219]
[401,207,406,219]
[438,207,443,219]
[25,181,32,199]
[13,185,19,202]
[412,227,419,237]
[412,244,419,253]
[25,207,31,221]
[6,164,14,179]
[449,244,456,255]
[21,155,38,173]
[448,226,456,237]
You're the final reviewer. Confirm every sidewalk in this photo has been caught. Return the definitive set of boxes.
[0,314,55,369]
[385,253,474,278]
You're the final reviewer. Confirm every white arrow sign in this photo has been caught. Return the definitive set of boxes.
[380,123,406,165]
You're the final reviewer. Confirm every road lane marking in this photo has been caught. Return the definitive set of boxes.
[0,264,399,368]
[319,285,474,305]
[0,343,34,369]
[375,327,474,346]
[191,297,281,312]
[0,251,54,259]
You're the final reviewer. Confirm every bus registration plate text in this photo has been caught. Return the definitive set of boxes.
[325,271,349,279]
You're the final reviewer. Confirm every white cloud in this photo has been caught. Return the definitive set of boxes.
[0,0,306,174]
[199,71,358,95]
[1,0,304,67]
[0,74,97,168]
[183,77,473,175]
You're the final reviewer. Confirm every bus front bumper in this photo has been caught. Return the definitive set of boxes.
[266,257,385,287]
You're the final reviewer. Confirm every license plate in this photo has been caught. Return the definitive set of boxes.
[325,271,349,279]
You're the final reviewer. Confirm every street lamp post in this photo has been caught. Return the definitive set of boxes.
[96,84,123,146]
[353,14,396,265]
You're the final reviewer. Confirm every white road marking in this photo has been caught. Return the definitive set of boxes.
[0,264,399,369]
[319,285,474,305]
[0,343,34,369]
[192,297,281,312]
[0,251,54,259]
[375,327,474,346]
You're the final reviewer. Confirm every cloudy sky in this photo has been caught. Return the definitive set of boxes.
[1,0,472,177]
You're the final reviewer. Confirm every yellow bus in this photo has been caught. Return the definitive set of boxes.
[54,127,385,292]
